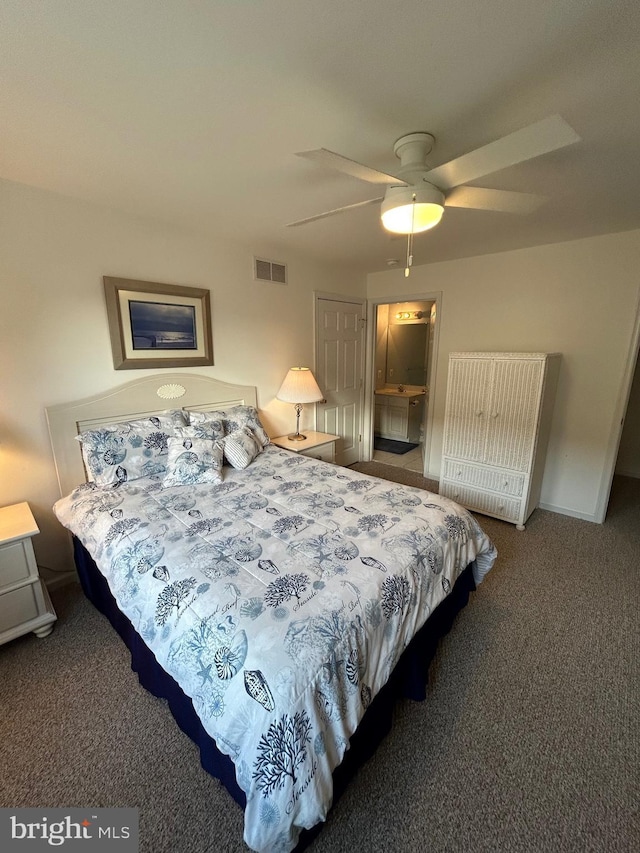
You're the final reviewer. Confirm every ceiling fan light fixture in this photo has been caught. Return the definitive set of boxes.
[381,184,445,234]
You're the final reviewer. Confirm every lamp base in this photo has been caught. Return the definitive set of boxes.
[287,432,307,441]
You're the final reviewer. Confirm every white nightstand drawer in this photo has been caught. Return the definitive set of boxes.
[270,432,339,463]
[302,444,335,463]
[0,502,57,643]
[0,583,41,632]
[0,540,37,589]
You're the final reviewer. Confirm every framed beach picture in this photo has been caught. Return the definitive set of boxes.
[103,277,213,370]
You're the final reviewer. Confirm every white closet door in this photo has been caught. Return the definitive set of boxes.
[315,296,365,466]
[442,357,492,462]
[484,358,544,470]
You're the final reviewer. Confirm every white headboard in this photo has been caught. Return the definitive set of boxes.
[45,373,259,497]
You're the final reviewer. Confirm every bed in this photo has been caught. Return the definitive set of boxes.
[46,373,497,853]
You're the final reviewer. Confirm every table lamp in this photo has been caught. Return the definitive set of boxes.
[276,367,323,441]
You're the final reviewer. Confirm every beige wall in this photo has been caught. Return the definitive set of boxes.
[368,229,640,520]
[0,179,364,578]
[2,177,637,583]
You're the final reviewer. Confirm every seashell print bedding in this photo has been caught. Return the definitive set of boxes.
[54,444,496,853]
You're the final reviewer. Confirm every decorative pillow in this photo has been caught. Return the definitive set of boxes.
[223,406,270,447]
[162,409,190,429]
[162,434,224,487]
[183,410,226,441]
[222,426,263,470]
[76,411,186,485]
[174,422,220,442]
[188,405,270,447]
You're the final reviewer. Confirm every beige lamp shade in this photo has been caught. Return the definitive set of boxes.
[276,367,323,404]
[276,367,323,440]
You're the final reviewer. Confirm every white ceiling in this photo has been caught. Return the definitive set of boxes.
[2,0,640,273]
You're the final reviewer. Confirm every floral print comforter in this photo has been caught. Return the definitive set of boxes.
[54,445,497,852]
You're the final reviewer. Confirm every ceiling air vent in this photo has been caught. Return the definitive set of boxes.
[254,257,287,284]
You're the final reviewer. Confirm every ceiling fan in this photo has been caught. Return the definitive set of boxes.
[286,115,580,237]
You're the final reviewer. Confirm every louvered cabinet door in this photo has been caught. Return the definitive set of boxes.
[483,358,544,470]
[442,357,492,463]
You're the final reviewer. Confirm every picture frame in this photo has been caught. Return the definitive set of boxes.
[103,277,214,370]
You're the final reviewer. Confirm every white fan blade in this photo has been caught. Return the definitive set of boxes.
[286,196,385,227]
[425,115,581,191]
[445,186,547,214]
[296,148,404,185]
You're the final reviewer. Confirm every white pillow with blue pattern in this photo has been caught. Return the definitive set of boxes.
[188,405,270,447]
[76,410,187,486]
[222,425,263,469]
[162,430,224,487]
[182,410,226,441]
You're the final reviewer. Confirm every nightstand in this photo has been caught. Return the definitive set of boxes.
[270,431,340,463]
[0,502,57,644]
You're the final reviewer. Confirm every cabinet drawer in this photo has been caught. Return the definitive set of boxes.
[302,444,335,463]
[442,459,526,497]
[0,583,40,632]
[440,480,521,523]
[0,540,36,589]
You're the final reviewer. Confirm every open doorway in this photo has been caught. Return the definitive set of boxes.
[594,293,640,523]
[615,352,640,479]
[365,293,442,477]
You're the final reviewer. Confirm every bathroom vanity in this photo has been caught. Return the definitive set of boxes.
[374,388,425,444]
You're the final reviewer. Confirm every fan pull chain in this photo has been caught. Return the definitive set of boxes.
[405,194,416,277]
[404,231,413,277]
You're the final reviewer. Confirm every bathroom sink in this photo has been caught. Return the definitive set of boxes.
[375,388,425,397]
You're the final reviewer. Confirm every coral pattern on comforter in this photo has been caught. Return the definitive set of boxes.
[54,445,497,853]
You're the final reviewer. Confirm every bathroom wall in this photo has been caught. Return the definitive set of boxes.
[376,301,433,390]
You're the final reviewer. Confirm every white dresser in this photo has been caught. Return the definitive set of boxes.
[439,352,560,530]
[0,502,57,644]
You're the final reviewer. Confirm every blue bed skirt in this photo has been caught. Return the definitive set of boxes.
[73,537,476,850]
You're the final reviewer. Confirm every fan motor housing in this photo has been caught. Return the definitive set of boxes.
[393,132,435,172]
